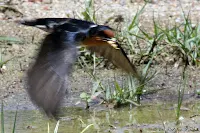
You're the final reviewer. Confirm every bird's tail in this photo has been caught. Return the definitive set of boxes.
[16,18,70,32]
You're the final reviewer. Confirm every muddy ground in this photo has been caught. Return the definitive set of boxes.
[0,0,200,132]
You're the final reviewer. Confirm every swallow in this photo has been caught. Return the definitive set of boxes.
[19,18,140,118]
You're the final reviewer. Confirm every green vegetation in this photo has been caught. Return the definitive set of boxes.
[77,0,100,74]
[1,0,200,132]
[79,1,200,127]
[0,102,94,133]
[80,2,155,106]
[1,101,18,133]
[0,36,21,43]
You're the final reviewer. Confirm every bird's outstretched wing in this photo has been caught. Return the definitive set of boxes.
[82,37,140,79]
[27,31,78,118]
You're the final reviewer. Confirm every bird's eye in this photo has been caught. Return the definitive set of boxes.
[88,26,113,38]
[75,33,86,42]
[88,27,99,37]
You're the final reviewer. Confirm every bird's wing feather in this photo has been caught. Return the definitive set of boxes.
[27,31,77,118]
[19,18,96,32]
[86,41,140,80]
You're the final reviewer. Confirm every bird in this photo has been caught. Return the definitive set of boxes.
[19,18,140,118]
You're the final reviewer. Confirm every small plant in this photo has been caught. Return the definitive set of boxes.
[162,10,200,66]
[175,69,188,126]
[176,54,188,125]
[80,90,102,109]
[81,60,156,107]
[136,52,157,103]
[118,3,147,55]
[81,0,96,22]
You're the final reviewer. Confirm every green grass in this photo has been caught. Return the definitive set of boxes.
[78,0,200,111]
[76,0,102,74]
[1,102,4,133]
[79,2,155,105]
[81,0,96,22]
[1,101,18,133]
[2,0,200,131]
[118,3,147,55]
[162,13,200,66]
[0,36,21,43]
[80,57,156,107]
[80,124,94,133]
[54,121,60,133]
[176,56,188,125]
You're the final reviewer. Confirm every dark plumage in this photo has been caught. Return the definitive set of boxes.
[19,18,140,118]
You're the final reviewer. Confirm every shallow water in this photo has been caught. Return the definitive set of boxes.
[1,102,200,133]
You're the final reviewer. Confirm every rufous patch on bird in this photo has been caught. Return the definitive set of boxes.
[82,37,112,46]
[103,29,115,38]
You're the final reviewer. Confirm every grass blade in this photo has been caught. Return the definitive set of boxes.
[80,124,94,133]
[12,110,18,133]
[54,120,60,133]
[125,99,140,106]
[0,36,21,42]
[1,101,4,133]
[47,123,49,133]
[128,3,147,31]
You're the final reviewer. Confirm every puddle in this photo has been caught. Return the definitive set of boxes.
[1,102,200,133]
